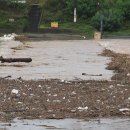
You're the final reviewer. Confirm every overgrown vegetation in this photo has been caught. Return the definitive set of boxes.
[0,0,28,31]
[40,22,95,38]
[38,0,130,36]
[0,0,129,35]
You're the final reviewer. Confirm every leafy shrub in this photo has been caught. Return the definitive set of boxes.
[91,9,124,31]
[0,0,27,14]
[0,18,28,31]
[0,0,28,31]
[121,0,130,20]
[65,0,97,20]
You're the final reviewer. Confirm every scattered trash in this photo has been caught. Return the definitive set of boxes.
[48,110,53,112]
[29,94,34,96]
[47,99,50,102]
[63,97,66,100]
[82,36,86,39]
[71,91,76,95]
[38,85,42,88]
[71,110,76,112]
[113,96,116,98]
[109,85,114,89]
[23,93,26,95]
[18,102,23,104]
[52,114,56,117]
[60,80,65,82]
[11,89,19,94]
[53,100,61,103]
[53,94,57,97]
[119,108,130,112]
[78,106,88,111]
[127,73,130,76]
[96,100,100,103]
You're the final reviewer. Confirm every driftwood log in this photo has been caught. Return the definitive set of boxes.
[0,56,32,63]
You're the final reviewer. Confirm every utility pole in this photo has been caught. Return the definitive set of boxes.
[74,0,77,23]
[97,0,103,35]
[100,15,103,33]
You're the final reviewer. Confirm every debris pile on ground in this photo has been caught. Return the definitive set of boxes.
[15,35,29,42]
[0,49,130,121]
[101,49,130,82]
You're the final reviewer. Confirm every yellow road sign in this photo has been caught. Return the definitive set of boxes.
[51,22,59,28]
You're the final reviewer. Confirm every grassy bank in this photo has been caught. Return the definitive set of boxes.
[104,28,130,36]
[40,22,95,38]
[40,21,130,39]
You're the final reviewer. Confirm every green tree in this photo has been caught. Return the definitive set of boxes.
[41,0,67,22]
[65,0,97,20]
[91,8,123,31]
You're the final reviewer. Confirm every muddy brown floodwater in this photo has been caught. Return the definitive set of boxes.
[0,40,113,80]
[1,118,130,130]
[0,39,130,129]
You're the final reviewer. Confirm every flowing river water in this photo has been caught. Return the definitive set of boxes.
[0,40,113,80]
[0,38,130,129]
[0,118,130,130]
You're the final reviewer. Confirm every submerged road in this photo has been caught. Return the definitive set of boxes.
[0,40,113,80]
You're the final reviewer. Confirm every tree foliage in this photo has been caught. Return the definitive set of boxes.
[92,8,124,31]
[65,0,97,19]
[0,0,28,31]
[91,0,130,31]
[7,0,130,31]
[41,0,67,22]
[0,0,27,13]
[0,0,130,31]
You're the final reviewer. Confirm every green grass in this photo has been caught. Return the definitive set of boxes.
[61,22,95,38]
[103,20,130,36]
[40,22,95,38]
[35,20,130,39]
[104,28,130,36]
